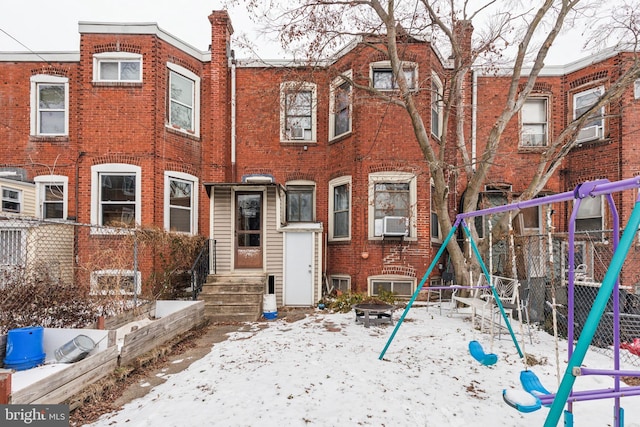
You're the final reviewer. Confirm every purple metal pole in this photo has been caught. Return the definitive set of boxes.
[539,386,640,405]
[605,192,622,424]
[578,368,640,377]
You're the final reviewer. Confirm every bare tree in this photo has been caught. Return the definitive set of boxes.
[227,0,640,284]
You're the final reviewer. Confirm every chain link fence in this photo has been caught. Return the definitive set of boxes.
[492,230,640,368]
[0,217,207,335]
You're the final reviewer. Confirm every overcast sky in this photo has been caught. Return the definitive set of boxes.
[0,0,281,55]
[0,0,603,64]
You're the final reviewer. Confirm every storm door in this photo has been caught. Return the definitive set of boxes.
[235,192,263,269]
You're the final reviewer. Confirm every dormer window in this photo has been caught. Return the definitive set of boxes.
[371,61,417,90]
[93,52,142,82]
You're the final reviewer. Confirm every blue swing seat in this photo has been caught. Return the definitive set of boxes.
[468,340,498,366]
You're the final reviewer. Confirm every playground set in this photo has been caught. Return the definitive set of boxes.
[379,177,640,427]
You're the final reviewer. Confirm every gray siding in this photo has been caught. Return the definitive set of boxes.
[213,188,233,273]
[265,187,284,304]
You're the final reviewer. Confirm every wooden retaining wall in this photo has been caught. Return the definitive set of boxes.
[1,300,205,405]
[119,301,205,366]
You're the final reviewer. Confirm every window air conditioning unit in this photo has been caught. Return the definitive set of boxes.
[576,125,601,143]
[382,216,409,237]
[289,126,305,140]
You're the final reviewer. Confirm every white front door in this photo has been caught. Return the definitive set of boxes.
[284,231,314,306]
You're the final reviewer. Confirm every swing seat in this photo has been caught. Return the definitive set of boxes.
[502,388,542,413]
[468,340,498,366]
[520,370,553,406]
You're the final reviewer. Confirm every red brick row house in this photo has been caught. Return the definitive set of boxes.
[2,10,640,314]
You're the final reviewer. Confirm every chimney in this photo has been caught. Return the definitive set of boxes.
[208,10,234,182]
[453,20,473,67]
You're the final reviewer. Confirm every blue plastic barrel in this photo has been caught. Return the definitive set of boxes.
[3,326,46,371]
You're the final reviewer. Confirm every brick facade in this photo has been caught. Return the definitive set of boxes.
[2,10,639,299]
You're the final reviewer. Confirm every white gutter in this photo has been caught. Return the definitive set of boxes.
[471,69,477,171]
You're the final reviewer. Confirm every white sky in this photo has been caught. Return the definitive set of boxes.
[0,0,600,64]
[79,305,640,427]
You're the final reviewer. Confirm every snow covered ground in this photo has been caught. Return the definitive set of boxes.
[86,304,640,427]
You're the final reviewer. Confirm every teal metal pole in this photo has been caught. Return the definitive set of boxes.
[461,222,524,359]
[379,222,459,360]
[544,201,640,427]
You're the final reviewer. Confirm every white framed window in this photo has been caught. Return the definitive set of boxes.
[286,180,315,222]
[90,269,141,295]
[634,79,640,100]
[430,179,441,243]
[91,164,141,229]
[35,175,68,220]
[164,171,198,235]
[331,275,351,293]
[93,52,142,82]
[370,61,417,91]
[369,172,417,240]
[521,98,548,147]
[1,188,21,213]
[167,63,200,137]
[280,81,317,142]
[574,86,604,143]
[369,276,416,297]
[0,228,26,267]
[328,176,351,241]
[30,74,69,136]
[575,195,603,234]
[329,71,352,140]
[431,73,443,138]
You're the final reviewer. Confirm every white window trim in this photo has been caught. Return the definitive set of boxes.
[164,171,198,235]
[328,176,351,241]
[431,72,443,139]
[90,163,141,232]
[329,71,352,141]
[93,52,143,83]
[634,79,640,100]
[90,269,141,295]
[280,81,317,143]
[285,180,316,222]
[575,195,604,232]
[331,275,351,293]
[1,187,22,214]
[430,178,442,243]
[166,62,201,138]
[368,172,417,241]
[34,175,68,220]
[520,97,549,147]
[30,74,69,137]
[573,86,604,143]
[370,60,418,91]
[368,275,417,297]
[0,228,27,266]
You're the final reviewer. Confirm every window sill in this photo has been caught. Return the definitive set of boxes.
[280,140,317,146]
[573,137,612,149]
[165,125,200,141]
[90,226,135,236]
[29,135,69,143]
[92,81,143,88]
[518,145,548,154]
[329,132,352,145]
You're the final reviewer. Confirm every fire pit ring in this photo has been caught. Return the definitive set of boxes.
[353,303,396,328]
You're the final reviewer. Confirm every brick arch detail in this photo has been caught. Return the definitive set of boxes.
[91,154,141,166]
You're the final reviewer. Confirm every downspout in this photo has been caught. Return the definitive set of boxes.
[471,69,477,171]
[230,51,237,182]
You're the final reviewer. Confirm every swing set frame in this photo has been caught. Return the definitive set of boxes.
[379,176,640,427]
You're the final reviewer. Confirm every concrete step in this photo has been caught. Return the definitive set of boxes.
[199,283,264,295]
[206,274,266,285]
[198,293,262,305]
